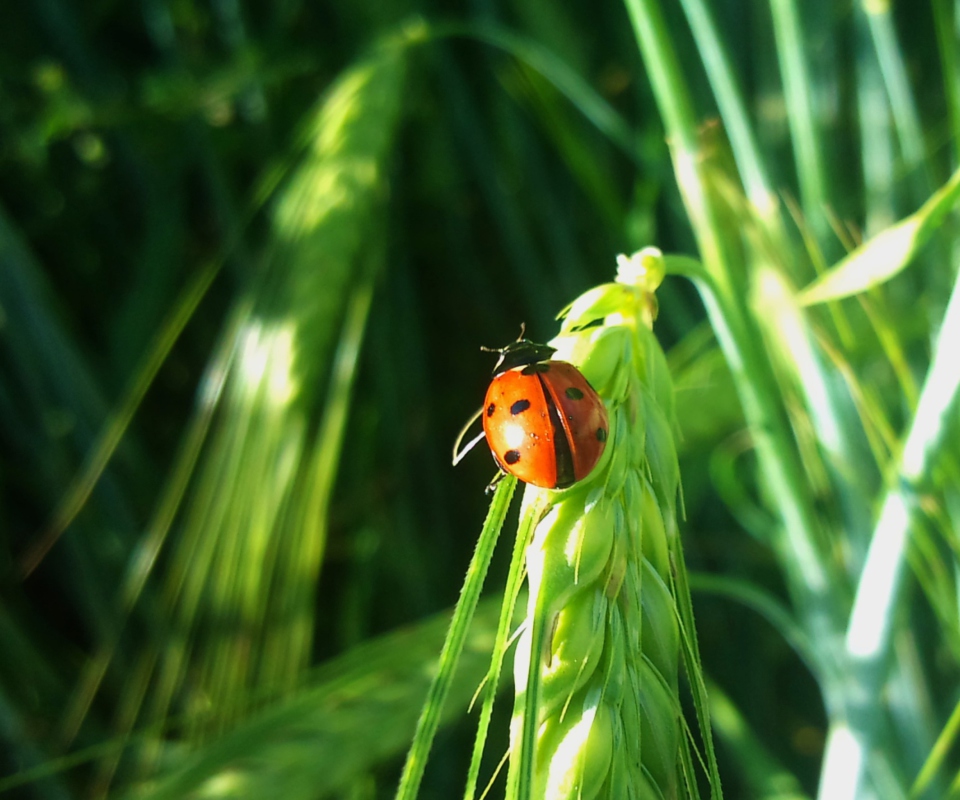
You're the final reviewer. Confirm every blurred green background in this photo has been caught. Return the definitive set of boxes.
[1,0,958,798]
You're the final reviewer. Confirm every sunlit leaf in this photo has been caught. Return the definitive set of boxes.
[799,168,960,305]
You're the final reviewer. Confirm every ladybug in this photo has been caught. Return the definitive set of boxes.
[455,337,609,490]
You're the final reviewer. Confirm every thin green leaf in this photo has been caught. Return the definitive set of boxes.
[676,0,781,229]
[671,541,724,798]
[800,167,960,305]
[769,0,829,236]
[861,0,928,189]
[933,0,960,164]
[395,476,517,800]
[912,696,960,798]
[688,573,817,679]
[19,259,220,577]
[432,23,640,164]
[463,508,531,800]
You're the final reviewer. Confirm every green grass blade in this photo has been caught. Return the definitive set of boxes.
[911,696,960,798]
[139,598,506,800]
[933,0,960,164]
[676,0,780,228]
[664,254,839,629]
[57,305,238,748]
[819,264,960,800]
[799,167,960,305]
[854,10,898,236]
[671,534,724,797]
[768,0,828,234]
[752,267,875,558]
[463,506,532,800]
[861,1,928,188]
[432,23,639,164]
[689,573,817,678]
[395,476,517,800]
[19,259,220,578]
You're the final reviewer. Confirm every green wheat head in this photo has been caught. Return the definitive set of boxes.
[507,249,707,799]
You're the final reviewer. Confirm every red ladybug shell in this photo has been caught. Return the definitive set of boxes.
[482,359,608,489]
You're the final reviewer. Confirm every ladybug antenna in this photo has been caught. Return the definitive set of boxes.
[479,322,528,355]
[452,406,486,466]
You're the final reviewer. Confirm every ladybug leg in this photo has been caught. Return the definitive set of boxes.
[484,471,506,495]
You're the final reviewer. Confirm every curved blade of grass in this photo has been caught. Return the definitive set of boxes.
[395,476,517,800]
[706,679,811,800]
[663,256,837,615]
[819,264,960,800]
[430,22,639,164]
[689,573,817,679]
[709,433,780,543]
[800,167,960,305]
[19,258,220,577]
[911,695,960,798]
[57,301,241,748]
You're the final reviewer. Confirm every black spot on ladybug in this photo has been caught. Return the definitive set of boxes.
[565,387,585,400]
[486,403,496,417]
[511,399,531,415]
[504,449,522,465]
[536,363,551,373]
[597,427,607,442]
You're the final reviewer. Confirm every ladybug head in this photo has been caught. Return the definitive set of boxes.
[484,337,557,376]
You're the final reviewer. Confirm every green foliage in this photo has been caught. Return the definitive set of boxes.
[1,0,959,798]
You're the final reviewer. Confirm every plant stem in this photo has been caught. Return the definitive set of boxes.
[627,0,846,669]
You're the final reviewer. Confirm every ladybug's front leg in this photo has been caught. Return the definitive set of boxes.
[484,470,506,495]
